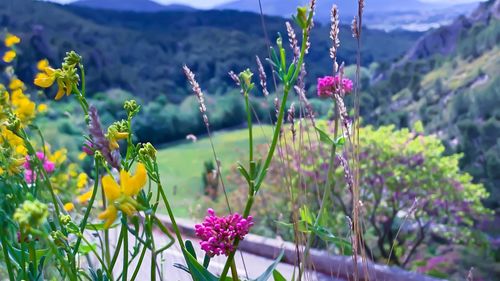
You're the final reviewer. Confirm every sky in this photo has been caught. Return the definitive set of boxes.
[45,0,485,10]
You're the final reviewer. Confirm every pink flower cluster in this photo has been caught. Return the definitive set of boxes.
[317,75,354,98]
[24,152,55,183]
[195,209,253,257]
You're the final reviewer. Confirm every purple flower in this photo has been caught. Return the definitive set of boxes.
[88,106,120,169]
[195,209,253,257]
[317,75,354,98]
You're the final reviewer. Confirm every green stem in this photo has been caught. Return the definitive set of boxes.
[230,260,239,281]
[121,218,129,281]
[109,229,123,270]
[19,232,28,280]
[73,159,100,256]
[245,93,254,165]
[300,106,339,278]
[0,231,15,281]
[130,242,148,281]
[81,235,113,278]
[157,182,184,250]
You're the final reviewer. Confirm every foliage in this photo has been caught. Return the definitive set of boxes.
[230,121,493,272]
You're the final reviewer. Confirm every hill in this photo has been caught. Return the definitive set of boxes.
[71,0,195,12]
[217,0,481,30]
[365,0,500,209]
[0,0,420,102]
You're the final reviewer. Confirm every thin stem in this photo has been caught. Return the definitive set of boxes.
[73,159,100,256]
[230,260,239,281]
[0,231,15,281]
[121,218,129,281]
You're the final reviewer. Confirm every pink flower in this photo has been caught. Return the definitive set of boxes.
[195,209,253,257]
[317,75,353,98]
[24,169,36,184]
[23,151,56,183]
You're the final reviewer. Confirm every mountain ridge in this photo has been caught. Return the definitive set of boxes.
[71,0,194,12]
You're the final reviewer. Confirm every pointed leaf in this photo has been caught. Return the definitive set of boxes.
[252,249,285,281]
[315,127,334,147]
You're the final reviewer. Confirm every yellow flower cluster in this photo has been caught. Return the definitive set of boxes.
[2,33,20,63]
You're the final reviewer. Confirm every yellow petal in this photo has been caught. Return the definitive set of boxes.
[54,81,65,100]
[78,152,87,161]
[9,79,24,90]
[77,190,93,203]
[64,202,75,212]
[37,59,49,71]
[98,206,118,229]
[37,103,48,113]
[102,175,121,201]
[34,73,55,88]
[123,163,147,197]
[3,50,16,63]
[4,34,20,48]
[120,202,136,216]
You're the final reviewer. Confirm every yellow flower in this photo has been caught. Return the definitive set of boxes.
[34,67,56,88]
[4,34,20,48]
[78,152,87,161]
[77,190,93,204]
[49,148,67,165]
[37,59,49,71]
[37,103,48,113]
[0,127,27,156]
[63,202,75,212]
[9,79,24,91]
[3,50,16,63]
[77,172,88,189]
[98,163,147,228]
[107,127,129,150]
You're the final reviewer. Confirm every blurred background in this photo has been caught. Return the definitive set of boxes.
[1,0,498,279]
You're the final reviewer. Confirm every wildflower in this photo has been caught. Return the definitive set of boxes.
[330,5,340,72]
[76,172,88,189]
[37,59,49,71]
[255,56,269,97]
[64,202,75,212]
[4,33,20,48]
[9,79,24,91]
[317,75,353,98]
[195,209,253,257]
[37,103,48,113]
[183,65,209,126]
[34,66,56,88]
[98,163,147,228]
[106,125,129,150]
[49,148,67,165]
[88,106,120,169]
[77,189,93,204]
[13,200,48,232]
[23,152,56,183]
[3,50,16,63]
[286,21,300,62]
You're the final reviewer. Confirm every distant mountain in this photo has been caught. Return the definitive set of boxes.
[217,0,483,30]
[71,0,194,12]
[366,0,500,208]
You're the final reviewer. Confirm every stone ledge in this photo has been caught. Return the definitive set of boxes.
[156,215,445,281]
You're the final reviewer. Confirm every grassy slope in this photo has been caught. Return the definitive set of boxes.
[155,126,273,217]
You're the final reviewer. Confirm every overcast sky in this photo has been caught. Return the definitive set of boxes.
[45,0,485,9]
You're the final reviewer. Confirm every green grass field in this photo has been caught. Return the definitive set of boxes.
[155,126,273,217]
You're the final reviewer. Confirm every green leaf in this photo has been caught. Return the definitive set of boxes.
[334,136,346,147]
[272,270,286,281]
[315,127,334,147]
[202,253,211,269]
[181,248,219,281]
[311,225,352,255]
[237,163,252,185]
[252,249,285,281]
[299,205,314,225]
[185,240,197,260]
[78,243,97,255]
